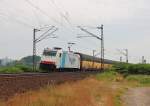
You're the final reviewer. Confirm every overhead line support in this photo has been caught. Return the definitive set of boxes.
[33,26,58,72]
[99,25,104,70]
[117,49,129,63]
[77,24,104,70]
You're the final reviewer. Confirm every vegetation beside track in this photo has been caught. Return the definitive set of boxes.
[1,68,150,106]
[0,55,40,74]
[0,63,150,106]
[114,63,150,75]
[0,65,32,73]
[0,76,118,106]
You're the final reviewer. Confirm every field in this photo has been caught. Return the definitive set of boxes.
[0,72,91,101]
[0,64,150,106]
[0,69,150,106]
[0,65,32,73]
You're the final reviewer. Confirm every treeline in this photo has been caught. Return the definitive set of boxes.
[114,63,150,75]
[0,56,41,73]
[20,56,41,66]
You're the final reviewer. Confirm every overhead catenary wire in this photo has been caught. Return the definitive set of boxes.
[0,0,100,60]
[0,12,34,28]
[76,36,101,49]
[48,0,97,50]
[48,0,72,26]
[0,0,38,27]
[31,7,43,27]
[48,0,78,38]
[25,0,61,25]
[36,28,58,43]
[47,0,91,49]
[35,26,55,42]
[3,0,101,53]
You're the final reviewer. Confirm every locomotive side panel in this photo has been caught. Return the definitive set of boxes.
[59,52,80,70]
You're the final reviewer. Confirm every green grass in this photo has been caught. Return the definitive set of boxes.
[0,65,32,74]
[114,63,150,75]
[0,67,23,73]
[0,69,150,106]
[95,70,150,106]
[96,69,119,81]
[115,92,122,106]
[126,75,150,86]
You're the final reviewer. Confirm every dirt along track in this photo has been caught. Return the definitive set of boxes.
[122,87,150,106]
[0,72,97,101]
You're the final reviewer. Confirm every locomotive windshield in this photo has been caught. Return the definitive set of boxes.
[43,50,57,56]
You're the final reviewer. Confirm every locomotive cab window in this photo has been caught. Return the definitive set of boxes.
[59,53,62,57]
[43,51,57,56]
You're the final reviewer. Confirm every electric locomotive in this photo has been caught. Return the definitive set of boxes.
[40,47,80,71]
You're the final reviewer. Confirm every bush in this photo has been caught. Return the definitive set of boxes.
[15,65,32,72]
[126,75,150,85]
[0,65,32,73]
[113,63,150,75]
[96,69,118,81]
[0,67,23,73]
[128,64,150,75]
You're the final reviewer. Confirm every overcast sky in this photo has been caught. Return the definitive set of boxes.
[0,0,150,63]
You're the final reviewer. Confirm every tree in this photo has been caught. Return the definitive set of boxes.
[20,55,41,66]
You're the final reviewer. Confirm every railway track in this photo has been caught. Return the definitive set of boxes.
[0,71,99,101]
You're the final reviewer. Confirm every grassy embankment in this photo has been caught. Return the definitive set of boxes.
[0,65,32,73]
[0,70,120,106]
[0,55,41,73]
[114,63,150,87]
[0,64,150,106]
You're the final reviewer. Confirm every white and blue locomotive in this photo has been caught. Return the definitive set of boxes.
[40,47,80,71]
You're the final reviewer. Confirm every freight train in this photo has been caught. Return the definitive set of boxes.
[39,47,116,71]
